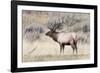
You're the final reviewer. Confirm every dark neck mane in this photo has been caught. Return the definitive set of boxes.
[51,32,58,42]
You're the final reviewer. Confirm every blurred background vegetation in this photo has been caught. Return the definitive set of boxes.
[22,10,90,44]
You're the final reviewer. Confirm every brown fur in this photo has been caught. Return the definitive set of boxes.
[46,31,78,55]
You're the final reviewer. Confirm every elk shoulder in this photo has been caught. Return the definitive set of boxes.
[57,32,77,43]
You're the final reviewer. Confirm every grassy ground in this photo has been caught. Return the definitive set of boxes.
[22,36,90,62]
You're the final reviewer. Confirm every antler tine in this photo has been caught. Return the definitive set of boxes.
[47,17,63,31]
[48,21,54,31]
[52,20,57,31]
[52,19,60,31]
[47,22,51,30]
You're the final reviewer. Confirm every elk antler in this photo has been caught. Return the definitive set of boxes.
[47,17,64,31]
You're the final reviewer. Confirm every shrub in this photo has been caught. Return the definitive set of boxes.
[24,24,44,42]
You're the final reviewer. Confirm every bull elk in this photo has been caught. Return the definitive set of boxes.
[46,19,78,55]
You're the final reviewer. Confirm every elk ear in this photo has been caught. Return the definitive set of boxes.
[52,30,56,33]
[50,29,54,32]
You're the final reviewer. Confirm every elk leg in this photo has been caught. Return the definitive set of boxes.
[62,44,65,54]
[60,44,62,54]
[75,44,78,55]
[60,44,63,54]
[74,40,78,55]
[71,44,75,55]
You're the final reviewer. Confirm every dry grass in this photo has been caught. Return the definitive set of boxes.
[22,36,90,62]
